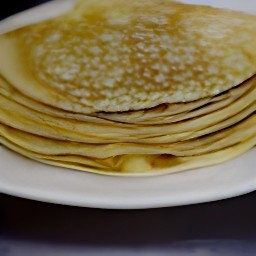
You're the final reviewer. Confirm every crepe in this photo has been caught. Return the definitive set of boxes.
[0,0,255,175]
[1,0,256,113]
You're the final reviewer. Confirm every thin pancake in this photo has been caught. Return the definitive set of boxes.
[0,80,254,143]
[0,134,255,176]
[0,74,253,125]
[1,0,256,113]
[0,114,255,158]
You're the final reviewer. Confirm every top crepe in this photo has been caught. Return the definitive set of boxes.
[0,0,256,113]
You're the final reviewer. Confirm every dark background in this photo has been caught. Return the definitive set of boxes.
[1,1,256,255]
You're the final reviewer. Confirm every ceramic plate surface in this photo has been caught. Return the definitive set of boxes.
[0,0,255,209]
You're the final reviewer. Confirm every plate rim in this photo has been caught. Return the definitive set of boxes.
[0,147,255,209]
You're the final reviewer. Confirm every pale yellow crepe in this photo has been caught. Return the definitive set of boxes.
[0,114,255,159]
[1,133,255,175]
[0,0,255,176]
[1,0,256,113]
[0,81,254,143]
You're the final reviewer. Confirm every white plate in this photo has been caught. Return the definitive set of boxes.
[0,0,255,209]
[0,147,255,209]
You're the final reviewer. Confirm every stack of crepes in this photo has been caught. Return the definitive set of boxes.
[0,0,255,175]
